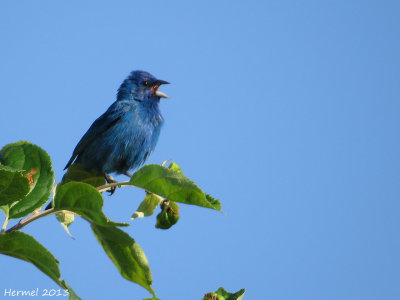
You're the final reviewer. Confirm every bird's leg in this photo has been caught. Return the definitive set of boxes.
[123,171,132,178]
[104,173,117,195]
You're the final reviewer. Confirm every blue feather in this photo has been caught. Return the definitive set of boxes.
[65,70,169,175]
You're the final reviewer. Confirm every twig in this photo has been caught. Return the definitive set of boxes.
[5,208,55,233]
[3,179,138,233]
[96,180,132,193]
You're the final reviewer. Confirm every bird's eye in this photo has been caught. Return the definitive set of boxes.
[142,81,150,87]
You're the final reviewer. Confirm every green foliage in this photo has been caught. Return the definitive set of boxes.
[0,141,240,299]
[204,288,245,300]
[0,231,80,300]
[0,166,30,205]
[0,141,55,218]
[56,210,75,238]
[62,163,105,187]
[131,192,163,220]
[203,293,225,300]
[167,161,183,173]
[91,224,155,297]
[0,204,9,219]
[53,182,127,227]
[129,164,221,211]
[0,231,61,283]
[155,200,180,229]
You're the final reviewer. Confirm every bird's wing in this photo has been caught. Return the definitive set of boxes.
[64,102,129,170]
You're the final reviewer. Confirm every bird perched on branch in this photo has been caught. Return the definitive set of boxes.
[64,70,169,192]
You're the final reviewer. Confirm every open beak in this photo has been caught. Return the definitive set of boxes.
[155,80,170,98]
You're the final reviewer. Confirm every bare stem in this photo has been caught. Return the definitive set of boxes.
[96,180,132,193]
[1,213,9,234]
[5,208,55,233]
[3,179,139,233]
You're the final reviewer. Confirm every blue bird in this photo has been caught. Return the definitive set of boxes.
[64,70,169,191]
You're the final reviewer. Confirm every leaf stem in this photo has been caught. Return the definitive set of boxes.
[5,208,55,233]
[1,213,9,234]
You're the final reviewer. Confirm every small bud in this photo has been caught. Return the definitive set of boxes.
[203,293,225,300]
[155,200,180,229]
[56,211,75,238]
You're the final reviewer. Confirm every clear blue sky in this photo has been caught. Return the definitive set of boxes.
[1,1,399,299]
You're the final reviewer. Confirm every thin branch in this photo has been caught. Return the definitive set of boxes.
[4,179,138,233]
[5,208,55,233]
[96,180,132,193]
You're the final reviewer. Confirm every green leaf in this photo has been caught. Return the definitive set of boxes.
[168,161,183,173]
[0,141,55,219]
[215,287,246,300]
[56,211,75,238]
[0,231,80,299]
[130,164,221,211]
[62,282,81,300]
[203,293,225,300]
[0,204,9,216]
[205,193,222,211]
[0,231,60,282]
[131,193,163,220]
[0,166,30,205]
[56,210,75,227]
[62,163,105,187]
[54,182,128,227]
[155,200,180,230]
[91,224,156,297]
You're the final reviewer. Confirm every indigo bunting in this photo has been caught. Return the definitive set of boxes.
[64,70,169,189]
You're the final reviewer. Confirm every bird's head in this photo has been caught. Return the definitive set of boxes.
[117,70,169,103]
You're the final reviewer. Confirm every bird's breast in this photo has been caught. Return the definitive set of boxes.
[108,106,163,173]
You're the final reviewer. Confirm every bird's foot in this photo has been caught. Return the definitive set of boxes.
[104,173,117,195]
[123,171,132,178]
